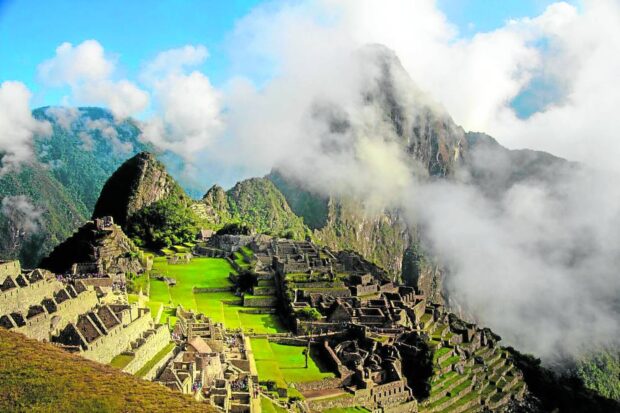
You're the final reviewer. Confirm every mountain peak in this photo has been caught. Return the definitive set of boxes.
[92,151,187,228]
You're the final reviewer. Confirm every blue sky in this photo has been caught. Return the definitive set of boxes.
[0,0,567,108]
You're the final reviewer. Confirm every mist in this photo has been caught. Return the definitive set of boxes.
[188,0,620,361]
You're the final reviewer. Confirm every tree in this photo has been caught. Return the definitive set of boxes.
[127,198,198,250]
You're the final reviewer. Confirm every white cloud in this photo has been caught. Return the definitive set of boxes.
[77,79,149,119]
[84,118,133,155]
[139,47,223,162]
[140,44,209,83]
[44,106,81,130]
[0,82,51,175]
[37,40,113,86]
[487,1,620,172]
[1,195,44,235]
[37,40,148,119]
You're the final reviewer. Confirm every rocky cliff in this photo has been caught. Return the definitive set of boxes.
[92,152,189,228]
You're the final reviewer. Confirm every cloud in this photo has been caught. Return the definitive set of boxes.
[44,106,80,130]
[37,40,113,86]
[206,0,620,361]
[140,44,209,83]
[77,79,149,119]
[487,1,620,172]
[37,40,148,119]
[84,118,133,155]
[139,47,223,162]
[1,195,44,236]
[0,82,51,175]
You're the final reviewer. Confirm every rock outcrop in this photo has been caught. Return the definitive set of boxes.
[92,152,189,228]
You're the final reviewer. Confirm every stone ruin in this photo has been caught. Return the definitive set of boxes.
[0,259,173,377]
[161,307,259,413]
[195,235,529,413]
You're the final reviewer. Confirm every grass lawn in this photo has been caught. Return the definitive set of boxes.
[260,397,288,413]
[323,407,370,413]
[109,353,134,369]
[251,339,335,387]
[145,257,284,334]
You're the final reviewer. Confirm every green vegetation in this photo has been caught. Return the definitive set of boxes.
[323,407,370,413]
[251,339,335,389]
[109,353,134,369]
[260,397,288,413]
[295,307,322,320]
[574,349,620,401]
[128,198,199,249]
[136,342,176,378]
[126,272,149,294]
[0,328,212,413]
[200,178,310,240]
[145,257,283,334]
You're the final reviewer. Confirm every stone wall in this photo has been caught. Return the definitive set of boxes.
[0,261,21,279]
[294,377,344,393]
[122,324,172,374]
[243,296,277,307]
[82,311,152,364]
[0,278,59,315]
[142,346,178,381]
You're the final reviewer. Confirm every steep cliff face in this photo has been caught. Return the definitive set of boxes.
[92,152,189,228]
[359,44,467,177]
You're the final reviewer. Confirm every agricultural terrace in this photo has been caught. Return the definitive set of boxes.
[251,338,335,390]
[144,256,284,334]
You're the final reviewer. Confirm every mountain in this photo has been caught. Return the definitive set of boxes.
[0,107,149,267]
[196,178,309,239]
[0,328,212,413]
[92,151,190,228]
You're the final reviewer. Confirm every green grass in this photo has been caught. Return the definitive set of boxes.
[109,353,134,369]
[251,339,335,388]
[433,347,453,362]
[146,257,284,334]
[136,342,176,378]
[260,397,288,413]
[323,407,370,413]
[0,329,211,413]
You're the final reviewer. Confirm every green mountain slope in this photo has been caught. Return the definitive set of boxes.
[0,328,213,413]
[0,107,149,266]
[197,178,309,239]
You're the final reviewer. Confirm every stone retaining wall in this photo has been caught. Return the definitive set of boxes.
[243,296,277,307]
[122,324,172,374]
[193,287,234,293]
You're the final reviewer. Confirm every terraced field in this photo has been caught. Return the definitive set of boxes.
[145,256,284,334]
[418,311,526,413]
[251,338,335,389]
